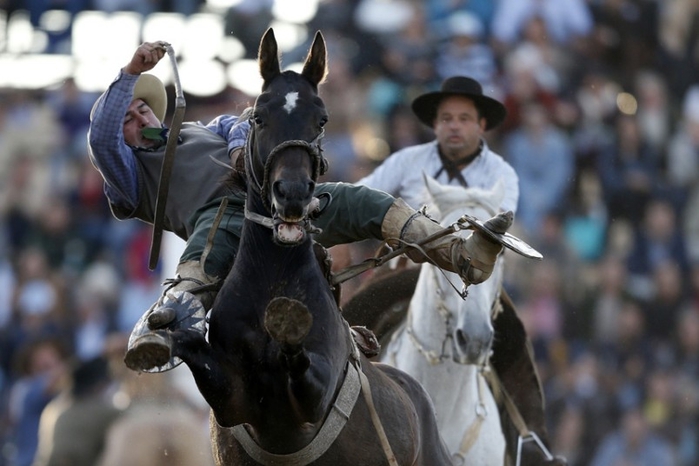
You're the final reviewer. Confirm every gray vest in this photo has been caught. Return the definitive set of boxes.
[112,123,231,240]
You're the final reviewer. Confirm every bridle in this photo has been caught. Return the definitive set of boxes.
[404,265,503,366]
[244,119,328,213]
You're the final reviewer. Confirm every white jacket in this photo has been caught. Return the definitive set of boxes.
[357,140,519,214]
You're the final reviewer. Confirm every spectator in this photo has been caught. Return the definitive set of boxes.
[673,306,699,381]
[587,0,661,88]
[434,11,498,91]
[97,405,214,466]
[223,0,274,59]
[626,198,690,298]
[5,337,69,466]
[563,169,608,262]
[590,405,677,466]
[657,0,699,103]
[504,100,574,236]
[33,356,122,466]
[634,70,672,154]
[586,253,633,346]
[596,113,663,227]
[423,0,497,38]
[491,0,594,51]
[642,259,687,348]
[595,299,653,412]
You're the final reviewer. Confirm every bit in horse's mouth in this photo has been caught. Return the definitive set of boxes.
[273,215,306,244]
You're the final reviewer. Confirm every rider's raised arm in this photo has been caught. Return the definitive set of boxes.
[87,70,141,211]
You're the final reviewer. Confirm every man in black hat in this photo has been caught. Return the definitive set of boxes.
[358,75,518,210]
[357,76,565,465]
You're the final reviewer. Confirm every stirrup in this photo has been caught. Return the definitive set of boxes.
[126,290,207,373]
[515,431,554,466]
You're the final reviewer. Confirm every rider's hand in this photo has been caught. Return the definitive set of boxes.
[123,41,168,75]
[454,211,513,285]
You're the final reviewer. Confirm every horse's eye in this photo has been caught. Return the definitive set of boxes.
[252,115,263,126]
[319,116,328,128]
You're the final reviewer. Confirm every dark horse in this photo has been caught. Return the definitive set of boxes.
[168,29,451,465]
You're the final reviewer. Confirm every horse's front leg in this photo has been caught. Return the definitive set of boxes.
[166,329,236,422]
[264,297,313,376]
[264,297,331,422]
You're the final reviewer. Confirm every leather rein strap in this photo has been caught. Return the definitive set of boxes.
[232,360,362,465]
[149,43,186,270]
[231,353,398,465]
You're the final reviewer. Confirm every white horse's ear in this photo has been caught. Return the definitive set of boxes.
[422,171,443,219]
[491,177,506,207]
[423,172,444,199]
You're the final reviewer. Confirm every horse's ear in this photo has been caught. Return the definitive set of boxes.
[301,31,327,87]
[491,177,506,207]
[258,28,281,84]
[423,172,444,198]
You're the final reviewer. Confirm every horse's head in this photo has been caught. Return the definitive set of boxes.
[246,28,329,245]
[424,174,506,366]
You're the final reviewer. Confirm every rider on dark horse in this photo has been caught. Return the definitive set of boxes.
[87,41,511,370]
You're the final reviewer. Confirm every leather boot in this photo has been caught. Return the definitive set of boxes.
[381,198,512,285]
[124,261,218,373]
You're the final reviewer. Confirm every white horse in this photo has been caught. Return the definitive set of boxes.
[381,175,507,465]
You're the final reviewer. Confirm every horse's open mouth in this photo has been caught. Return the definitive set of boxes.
[271,197,320,245]
[273,217,307,244]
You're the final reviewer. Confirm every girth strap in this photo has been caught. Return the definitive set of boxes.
[232,361,361,465]
[358,368,399,466]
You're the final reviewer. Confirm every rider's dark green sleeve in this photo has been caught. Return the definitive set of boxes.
[179,182,395,279]
[312,182,394,247]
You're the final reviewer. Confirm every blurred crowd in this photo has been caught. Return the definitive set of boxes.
[1,0,699,465]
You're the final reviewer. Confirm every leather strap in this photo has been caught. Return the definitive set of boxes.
[358,368,399,466]
[232,361,361,465]
[149,44,186,270]
[483,367,528,437]
[454,371,488,463]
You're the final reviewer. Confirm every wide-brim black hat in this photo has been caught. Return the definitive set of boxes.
[411,76,506,131]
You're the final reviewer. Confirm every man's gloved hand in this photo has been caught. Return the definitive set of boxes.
[381,198,513,285]
[454,211,513,284]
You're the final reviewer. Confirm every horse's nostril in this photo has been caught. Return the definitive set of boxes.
[273,180,286,199]
[455,329,467,347]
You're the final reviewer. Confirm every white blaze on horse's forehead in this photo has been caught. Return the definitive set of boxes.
[284,92,299,114]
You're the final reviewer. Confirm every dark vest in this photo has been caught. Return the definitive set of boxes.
[111,123,231,240]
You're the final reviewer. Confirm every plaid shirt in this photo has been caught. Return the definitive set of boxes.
[87,69,249,211]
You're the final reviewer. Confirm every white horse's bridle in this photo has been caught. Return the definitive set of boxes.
[403,266,503,367]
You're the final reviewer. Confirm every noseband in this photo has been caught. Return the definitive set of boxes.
[244,124,328,212]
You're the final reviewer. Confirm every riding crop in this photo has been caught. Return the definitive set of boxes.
[149,42,186,270]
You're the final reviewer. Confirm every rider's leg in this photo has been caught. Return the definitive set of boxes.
[124,199,243,372]
[492,289,568,465]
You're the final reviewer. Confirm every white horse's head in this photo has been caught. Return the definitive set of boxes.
[423,173,506,366]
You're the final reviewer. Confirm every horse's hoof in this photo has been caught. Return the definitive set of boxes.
[124,333,173,372]
[264,297,313,347]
